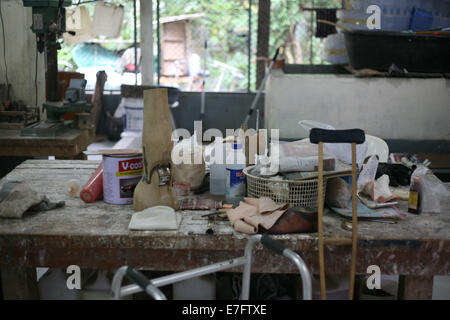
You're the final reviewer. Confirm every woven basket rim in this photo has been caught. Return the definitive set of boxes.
[243,165,322,184]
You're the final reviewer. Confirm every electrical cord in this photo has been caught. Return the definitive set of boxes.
[0,2,10,100]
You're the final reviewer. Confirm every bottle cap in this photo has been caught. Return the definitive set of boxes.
[232,143,242,150]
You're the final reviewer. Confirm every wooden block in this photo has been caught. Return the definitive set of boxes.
[398,275,434,300]
[258,129,267,156]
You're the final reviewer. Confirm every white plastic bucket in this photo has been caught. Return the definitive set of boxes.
[121,98,144,132]
[124,106,143,132]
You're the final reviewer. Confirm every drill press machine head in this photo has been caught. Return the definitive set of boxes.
[23,0,72,52]
[21,1,92,137]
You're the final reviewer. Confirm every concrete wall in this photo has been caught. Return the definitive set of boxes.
[171,92,265,135]
[265,70,450,141]
[0,0,45,111]
[93,92,265,138]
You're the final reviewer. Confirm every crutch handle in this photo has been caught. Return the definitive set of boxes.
[126,266,150,290]
[261,234,286,255]
[309,128,365,144]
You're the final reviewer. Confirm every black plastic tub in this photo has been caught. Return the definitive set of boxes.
[343,30,450,73]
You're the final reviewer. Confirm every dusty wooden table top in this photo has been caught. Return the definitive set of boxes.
[0,129,92,157]
[0,160,449,275]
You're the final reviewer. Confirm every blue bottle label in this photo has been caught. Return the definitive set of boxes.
[226,169,245,198]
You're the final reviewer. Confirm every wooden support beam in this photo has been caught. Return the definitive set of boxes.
[256,0,271,88]
[1,267,39,300]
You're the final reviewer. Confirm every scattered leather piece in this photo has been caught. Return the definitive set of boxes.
[226,197,289,234]
[227,201,258,225]
[227,197,318,235]
[245,209,285,230]
[264,207,317,234]
[234,220,257,234]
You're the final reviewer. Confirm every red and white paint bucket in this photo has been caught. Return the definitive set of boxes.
[102,154,143,205]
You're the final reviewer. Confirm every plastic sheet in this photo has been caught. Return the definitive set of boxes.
[411,166,449,213]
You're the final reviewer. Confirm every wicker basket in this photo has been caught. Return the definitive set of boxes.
[244,166,327,208]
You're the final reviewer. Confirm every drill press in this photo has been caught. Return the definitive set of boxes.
[21,0,92,137]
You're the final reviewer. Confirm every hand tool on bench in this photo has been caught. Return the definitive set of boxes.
[310,128,365,300]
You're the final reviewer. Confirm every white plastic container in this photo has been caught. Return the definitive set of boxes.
[124,105,144,132]
[210,139,227,195]
[116,98,144,132]
[92,1,124,38]
[225,142,246,205]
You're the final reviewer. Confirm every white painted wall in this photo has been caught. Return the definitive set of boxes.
[0,0,45,113]
[265,70,450,140]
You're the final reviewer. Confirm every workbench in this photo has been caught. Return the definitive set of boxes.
[0,160,449,300]
[0,129,93,159]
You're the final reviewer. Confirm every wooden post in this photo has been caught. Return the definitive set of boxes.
[348,142,358,300]
[318,142,326,300]
[256,0,271,88]
[1,267,39,300]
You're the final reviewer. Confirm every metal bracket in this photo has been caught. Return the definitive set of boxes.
[147,164,171,186]
[142,146,172,186]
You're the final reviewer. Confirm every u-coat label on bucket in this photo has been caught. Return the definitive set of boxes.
[116,158,143,176]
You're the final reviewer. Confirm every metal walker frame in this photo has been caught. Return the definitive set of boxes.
[111,234,312,300]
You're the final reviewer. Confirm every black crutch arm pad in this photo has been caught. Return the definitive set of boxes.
[309,128,365,144]
[261,234,286,255]
[126,266,150,290]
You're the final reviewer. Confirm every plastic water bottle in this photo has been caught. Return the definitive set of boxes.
[225,142,246,206]
[210,139,227,195]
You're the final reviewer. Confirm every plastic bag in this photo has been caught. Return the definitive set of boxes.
[63,6,94,45]
[411,166,449,213]
[171,133,205,190]
[92,1,124,38]
[357,155,378,191]
[278,139,336,173]
[360,174,396,203]
[299,120,368,167]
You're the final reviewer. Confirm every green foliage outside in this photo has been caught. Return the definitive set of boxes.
[58,0,138,70]
[59,0,341,91]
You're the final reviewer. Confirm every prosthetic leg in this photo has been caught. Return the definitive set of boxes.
[133,88,179,211]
